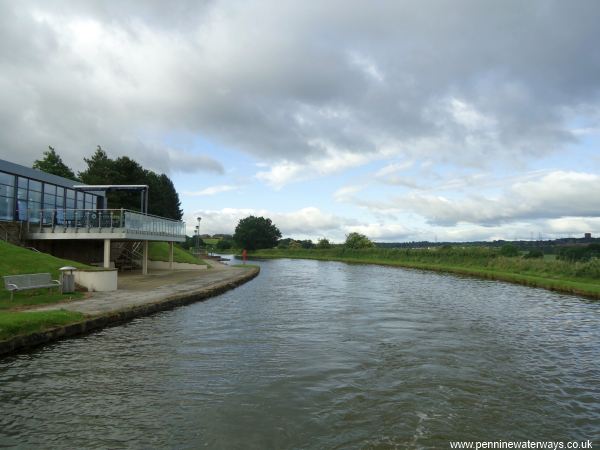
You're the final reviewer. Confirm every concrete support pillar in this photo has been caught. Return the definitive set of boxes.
[168,241,174,270]
[142,240,149,275]
[103,239,111,269]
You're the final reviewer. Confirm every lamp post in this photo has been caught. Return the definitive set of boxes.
[195,217,202,254]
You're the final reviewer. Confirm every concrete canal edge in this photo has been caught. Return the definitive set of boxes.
[0,266,260,358]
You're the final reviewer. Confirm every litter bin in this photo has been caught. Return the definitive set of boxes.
[59,266,78,294]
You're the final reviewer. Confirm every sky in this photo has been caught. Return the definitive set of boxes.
[1,0,600,242]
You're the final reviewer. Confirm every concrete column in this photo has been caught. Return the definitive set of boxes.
[103,239,111,268]
[168,241,174,270]
[142,240,149,275]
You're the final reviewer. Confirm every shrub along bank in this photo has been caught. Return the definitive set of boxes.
[250,246,600,298]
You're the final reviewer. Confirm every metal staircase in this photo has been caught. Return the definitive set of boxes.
[112,241,143,271]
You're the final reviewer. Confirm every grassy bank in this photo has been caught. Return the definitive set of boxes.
[251,247,600,299]
[0,310,84,341]
[0,241,94,341]
[149,242,207,265]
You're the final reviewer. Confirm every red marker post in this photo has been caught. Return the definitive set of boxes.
[242,249,247,264]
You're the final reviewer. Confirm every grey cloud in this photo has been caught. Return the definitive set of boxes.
[1,1,600,174]
[396,171,600,226]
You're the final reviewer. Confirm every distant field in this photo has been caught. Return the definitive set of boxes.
[202,238,220,245]
[251,247,600,299]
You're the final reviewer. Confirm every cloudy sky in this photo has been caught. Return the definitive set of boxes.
[1,0,600,242]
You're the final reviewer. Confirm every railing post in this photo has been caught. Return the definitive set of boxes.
[121,208,125,229]
[39,211,42,232]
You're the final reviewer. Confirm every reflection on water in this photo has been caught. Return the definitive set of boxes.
[1,258,600,448]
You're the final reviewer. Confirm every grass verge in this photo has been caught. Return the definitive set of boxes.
[0,241,94,341]
[149,242,207,265]
[251,248,600,299]
[0,291,84,310]
[0,310,84,341]
[0,240,94,278]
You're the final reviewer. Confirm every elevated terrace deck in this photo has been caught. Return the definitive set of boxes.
[24,209,186,242]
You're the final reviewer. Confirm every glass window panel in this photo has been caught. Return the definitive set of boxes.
[44,184,56,195]
[28,202,41,223]
[18,177,28,189]
[77,198,84,209]
[56,195,64,207]
[28,191,42,202]
[0,171,14,186]
[29,180,42,192]
[55,209,65,225]
[66,198,75,209]
[0,195,14,220]
[66,189,75,199]
[0,185,13,197]
[17,188,28,200]
[56,186,64,198]
[44,192,56,205]
[17,199,27,220]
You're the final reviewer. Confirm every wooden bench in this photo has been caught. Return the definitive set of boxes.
[3,273,60,300]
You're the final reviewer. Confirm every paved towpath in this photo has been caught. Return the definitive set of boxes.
[35,260,257,316]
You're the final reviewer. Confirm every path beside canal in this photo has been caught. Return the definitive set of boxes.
[38,260,256,315]
[0,260,259,356]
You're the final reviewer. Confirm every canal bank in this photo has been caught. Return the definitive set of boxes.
[0,262,259,357]
[250,249,600,300]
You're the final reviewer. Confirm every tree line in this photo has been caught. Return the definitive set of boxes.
[33,146,183,220]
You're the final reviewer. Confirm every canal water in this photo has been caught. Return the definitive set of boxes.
[1,258,599,449]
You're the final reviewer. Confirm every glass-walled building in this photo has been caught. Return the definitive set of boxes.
[0,158,104,223]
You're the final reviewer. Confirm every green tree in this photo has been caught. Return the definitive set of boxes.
[33,146,78,180]
[144,171,183,220]
[216,239,233,251]
[344,232,375,249]
[316,238,332,249]
[79,146,183,219]
[79,146,117,185]
[288,240,302,249]
[277,238,293,249]
[234,216,282,250]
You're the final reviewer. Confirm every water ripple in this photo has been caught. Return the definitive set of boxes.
[1,258,599,448]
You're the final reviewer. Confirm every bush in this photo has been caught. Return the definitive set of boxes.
[300,240,314,249]
[345,232,375,249]
[288,240,302,249]
[557,244,600,262]
[216,239,233,250]
[316,238,332,249]
[277,238,293,249]
[524,249,544,259]
[499,244,520,257]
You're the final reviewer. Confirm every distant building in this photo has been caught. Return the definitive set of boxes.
[584,232,592,239]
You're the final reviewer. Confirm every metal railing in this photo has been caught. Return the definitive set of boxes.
[27,208,186,238]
